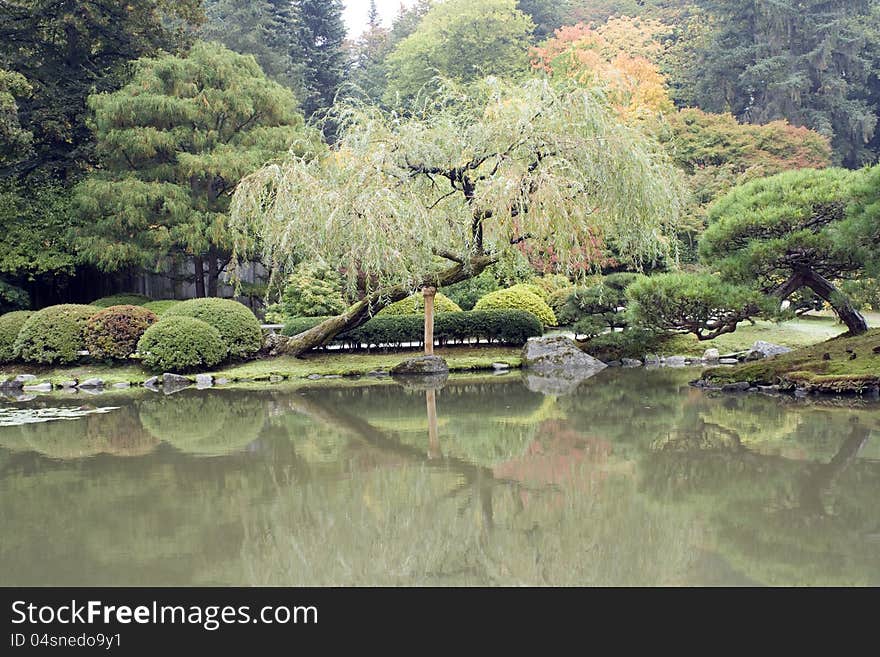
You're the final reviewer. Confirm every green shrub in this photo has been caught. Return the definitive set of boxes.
[143,300,180,316]
[556,275,639,331]
[580,329,666,362]
[136,317,227,372]
[378,292,462,316]
[278,262,347,317]
[14,304,99,364]
[91,293,151,308]
[83,305,158,360]
[283,310,542,348]
[441,270,500,311]
[0,311,33,362]
[627,272,766,340]
[0,280,29,314]
[548,286,577,316]
[507,282,547,300]
[474,288,557,327]
[531,274,573,299]
[164,298,263,359]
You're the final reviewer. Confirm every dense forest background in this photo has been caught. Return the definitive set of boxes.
[1,0,879,308]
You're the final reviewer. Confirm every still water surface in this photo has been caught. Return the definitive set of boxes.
[1,368,879,586]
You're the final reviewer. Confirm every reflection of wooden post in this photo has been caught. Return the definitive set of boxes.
[426,389,440,459]
[423,286,436,355]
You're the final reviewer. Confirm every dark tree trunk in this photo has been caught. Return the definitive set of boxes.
[277,255,498,357]
[193,256,206,298]
[207,251,219,298]
[799,268,868,335]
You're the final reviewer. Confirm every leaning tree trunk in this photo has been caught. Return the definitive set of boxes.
[275,254,498,357]
[774,269,869,335]
[799,268,869,335]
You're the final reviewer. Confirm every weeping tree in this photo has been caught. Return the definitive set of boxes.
[229,78,685,355]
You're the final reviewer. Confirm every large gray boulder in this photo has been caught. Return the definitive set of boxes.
[521,336,607,375]
[745,341,792,361]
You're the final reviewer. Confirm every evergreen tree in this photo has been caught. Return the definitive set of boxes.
[201,0,298,88]
[74,42,319,297]
[693,0,878,167]
[350,1,392,104]
[291,0,348,125]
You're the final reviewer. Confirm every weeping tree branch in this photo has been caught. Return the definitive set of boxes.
[276,254,499,357]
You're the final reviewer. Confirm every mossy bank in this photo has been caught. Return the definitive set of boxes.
[699,329,880,395]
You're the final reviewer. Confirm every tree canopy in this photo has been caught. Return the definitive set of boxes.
[384,0,535,106]
[230,78,685,352]
[699,167,870,333]
[74,41,318,297]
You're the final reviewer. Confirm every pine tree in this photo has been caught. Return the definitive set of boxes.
[291,0,348,126]
[74,42,319,297]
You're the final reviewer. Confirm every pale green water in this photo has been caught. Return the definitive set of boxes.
[1,368,879,586]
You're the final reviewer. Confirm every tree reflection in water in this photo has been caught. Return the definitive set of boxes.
[0,371,879,586]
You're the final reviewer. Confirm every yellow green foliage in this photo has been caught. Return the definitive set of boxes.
[475,288,557,327]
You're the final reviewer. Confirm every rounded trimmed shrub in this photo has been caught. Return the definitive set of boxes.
[143,300,180,316]
[507,282,548,300]
[474,288,557,327]
[83,305,158,360]
[14,304,99,364]
[378,292,462,316]
[91,293,151,308]
[0,311,33,363]
[164,298,263,359]
[136,316,227,372]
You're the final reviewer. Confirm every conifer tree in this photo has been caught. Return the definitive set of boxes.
[74,42,319,297]
[291,0,348,125]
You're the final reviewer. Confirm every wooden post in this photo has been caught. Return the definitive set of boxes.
[423,286,436,355]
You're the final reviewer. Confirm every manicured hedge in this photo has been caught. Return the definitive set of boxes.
[0,311,33,363]
[84,305,158,360]
[136,316,227,372]
[474,288,557,327]
[283,310,542,349]
[14,304,99,364]
[143,300,180,316]
[164,298,262,359]
[91,293,152,308]
[378,292,462,316]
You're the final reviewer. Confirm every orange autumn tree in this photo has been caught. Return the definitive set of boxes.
[531,18,674,125]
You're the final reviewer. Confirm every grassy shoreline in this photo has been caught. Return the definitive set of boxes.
[0,346,523,388]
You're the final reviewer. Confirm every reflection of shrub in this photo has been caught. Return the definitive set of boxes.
[84,305,158,360]
[136,317,227,372]
[283,310,542,347]
[0,310,33,362]
[139,393,265,456]
[143,300,180,316]
[164,298,262,358]
[378,292,462,316]
[14,304,98,364]
[474,288,557,327]
[91,293,151,308]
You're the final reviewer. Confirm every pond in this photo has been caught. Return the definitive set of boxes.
[1,368,879,587]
